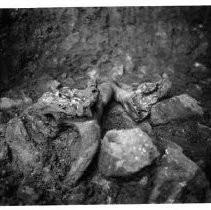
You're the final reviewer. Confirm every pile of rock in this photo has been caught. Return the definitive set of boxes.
[0,76,210,204]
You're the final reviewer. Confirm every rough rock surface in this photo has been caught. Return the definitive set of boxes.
[149,146,209,203]
[98,128,160,177]
[151,94,204,125]
[32,81,99,120]
[113,78,172,122]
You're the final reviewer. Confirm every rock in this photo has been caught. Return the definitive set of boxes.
[138,121,153,136]
[64,120,100,186]
[0,97,22,110]
[197,123,211,142]
[148,146,209,203]
[5,117,41,173]
[0,92,32,112]
[151,94,203,125]
[30,80,99,121]
[153,120,211,179]
[98,128,160,177]
[61,72,67,79]
[113,78,172,122]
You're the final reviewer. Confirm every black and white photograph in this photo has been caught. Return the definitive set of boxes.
[0,1,211,206]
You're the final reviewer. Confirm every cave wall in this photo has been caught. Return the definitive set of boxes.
[0,7,210,92]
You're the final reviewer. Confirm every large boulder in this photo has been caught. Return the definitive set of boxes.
[150,94,203,125]
[148,146,209,203]
[98,128,160,177]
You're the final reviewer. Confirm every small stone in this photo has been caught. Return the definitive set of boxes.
[61,72,67,79]
[98,128,160,177]
[139,176,148,186]
[151,94,203,125]
[138,121,153,136]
